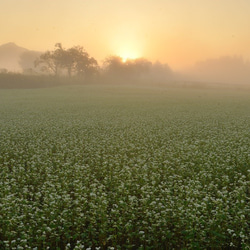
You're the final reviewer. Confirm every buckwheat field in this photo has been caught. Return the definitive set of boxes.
[0,85,249,249]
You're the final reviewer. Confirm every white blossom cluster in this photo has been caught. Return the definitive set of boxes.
[0,86,249,249]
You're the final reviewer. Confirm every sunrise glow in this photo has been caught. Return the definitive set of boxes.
[112,38,142,63]
[120,52,138,63]
[1,0,250,70]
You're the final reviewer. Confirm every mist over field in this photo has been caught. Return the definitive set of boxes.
[1,42,250,89]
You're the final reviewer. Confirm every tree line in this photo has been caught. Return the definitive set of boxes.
[0,43,174,85]
[33,43,174,81]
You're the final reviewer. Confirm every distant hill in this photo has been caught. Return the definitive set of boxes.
[0,43,41,72]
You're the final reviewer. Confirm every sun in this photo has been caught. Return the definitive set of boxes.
[108,28,145,63]
[122,57,128,63]
[120,52,138,63]
[116,45,141,63]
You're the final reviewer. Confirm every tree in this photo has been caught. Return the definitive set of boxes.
[102,56,174,84]
[34,43,98,77]
[73,47,99,78]
[34,43,62,75]
[103,56,152,79]
[103,56,124,73]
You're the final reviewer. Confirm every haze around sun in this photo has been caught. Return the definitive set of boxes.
[1,0,250,70]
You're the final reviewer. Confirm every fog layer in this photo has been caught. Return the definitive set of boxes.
[185,56,250,85]
[1,43,250,87]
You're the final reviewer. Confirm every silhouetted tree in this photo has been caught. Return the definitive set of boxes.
[103,56,174,84]
[126,58,152,76]
[62,45,99,77]
[35,43,98,77]
[34,43,62,75]
[103,56,124,75]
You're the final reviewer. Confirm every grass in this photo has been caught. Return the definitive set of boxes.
[0,84,250,249]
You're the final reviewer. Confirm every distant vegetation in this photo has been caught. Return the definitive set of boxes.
[0,43,174,88]
[1,42,250,87]
[0,73,68,89]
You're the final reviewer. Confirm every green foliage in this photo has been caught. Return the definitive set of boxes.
[0,85,249,249]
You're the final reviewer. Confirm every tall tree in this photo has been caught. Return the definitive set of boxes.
[34,43,63,75]
[72,46,99,77]
[35,43,98,77]
[103,56,125,76]
[58,45,99,77]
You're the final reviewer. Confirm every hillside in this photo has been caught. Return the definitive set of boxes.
[0,43,40,72]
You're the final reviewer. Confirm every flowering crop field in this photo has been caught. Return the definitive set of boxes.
[0,85,250,249]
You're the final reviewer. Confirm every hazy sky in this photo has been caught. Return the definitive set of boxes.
[1,0,250,70]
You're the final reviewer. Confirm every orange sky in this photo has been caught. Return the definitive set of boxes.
[1,0,250,70]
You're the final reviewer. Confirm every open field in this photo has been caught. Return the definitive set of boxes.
[0,84,250,249]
